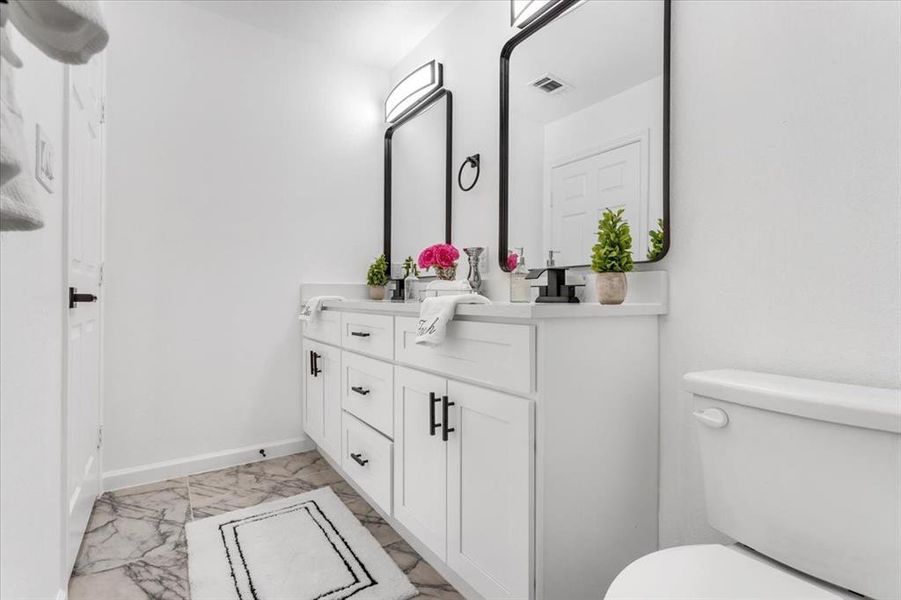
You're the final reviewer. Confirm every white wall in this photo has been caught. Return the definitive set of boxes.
[102,1,388,478]
[658,0,901,546]
[392,0,901,547]
[0,26,67,600]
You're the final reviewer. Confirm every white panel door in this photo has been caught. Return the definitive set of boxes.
[393,367,448,560]
[446,381,533,600]
[550,139,645,265]
[65,54,105,575]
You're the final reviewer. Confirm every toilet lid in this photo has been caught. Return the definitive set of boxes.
[605,545,851,600]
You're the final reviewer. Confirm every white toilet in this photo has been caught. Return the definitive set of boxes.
[607,369,901,600]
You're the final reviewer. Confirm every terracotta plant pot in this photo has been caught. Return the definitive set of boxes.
[595,272,627,305]
[434,265,457,281]
[368,285,386,300]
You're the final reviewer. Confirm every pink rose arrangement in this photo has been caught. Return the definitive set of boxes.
[506,251,519,271]
[418,243,460,280]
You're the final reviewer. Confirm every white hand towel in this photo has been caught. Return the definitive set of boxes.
[1,174,43,231]
[415,294,490,346]
[8,0,109,65]
[298,295,344,323]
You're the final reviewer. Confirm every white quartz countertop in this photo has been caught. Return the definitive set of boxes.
[301,271,668,320]
[315,298,665,319]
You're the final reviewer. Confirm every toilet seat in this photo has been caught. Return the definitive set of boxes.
[605,544,857,599]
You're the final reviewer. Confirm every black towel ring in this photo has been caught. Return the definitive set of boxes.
[457,154,480,192]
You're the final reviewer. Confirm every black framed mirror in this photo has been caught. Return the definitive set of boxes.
[499,0,670,271]
[384,89,453,269]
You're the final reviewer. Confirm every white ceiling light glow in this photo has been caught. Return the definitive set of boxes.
[511,0,560,29]
[384,60,443,124]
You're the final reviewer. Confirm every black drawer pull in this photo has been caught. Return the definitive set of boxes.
[351,386,370,396]
[429,392,441,436]
[350,331,371,338]
[442,395,455,441]
[311,352,322,377]
[350,453,368,467]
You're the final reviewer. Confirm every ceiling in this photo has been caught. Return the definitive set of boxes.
[184,0,462,70]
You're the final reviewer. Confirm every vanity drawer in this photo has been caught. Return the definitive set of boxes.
[303,309,341,346]
[342,351,394,438]
[394,316,534,395]
[341,313,394,360]
[342,412,392,515]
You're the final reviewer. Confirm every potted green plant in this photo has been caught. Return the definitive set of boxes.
[591,208,633,304]
[647,218,664,261]
[366,254,389,300]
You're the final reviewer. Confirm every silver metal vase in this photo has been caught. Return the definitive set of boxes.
[463,247,485,294]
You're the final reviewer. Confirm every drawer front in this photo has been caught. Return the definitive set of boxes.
[395,317,534,395]
[342,413,392,515]
[342,351,394,438]
[303,309,341,346]
[341,313,394,360]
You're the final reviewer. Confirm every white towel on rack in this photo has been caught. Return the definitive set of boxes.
[8,0,108,65]
[415,294,490,346]
[298,296,344,323]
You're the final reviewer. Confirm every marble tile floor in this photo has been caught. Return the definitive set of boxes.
[68,450,463,600]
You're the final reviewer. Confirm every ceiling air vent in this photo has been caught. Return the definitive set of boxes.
[530,73,568,94]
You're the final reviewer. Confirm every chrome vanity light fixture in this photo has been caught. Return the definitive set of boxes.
[385,59,444,124]
[510,0,561,28]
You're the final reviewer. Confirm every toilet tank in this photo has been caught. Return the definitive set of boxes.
[684,370,901,600]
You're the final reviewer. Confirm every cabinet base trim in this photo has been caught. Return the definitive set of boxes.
[102,436,315,492]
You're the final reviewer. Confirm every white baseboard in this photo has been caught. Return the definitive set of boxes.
[102,436,315,492]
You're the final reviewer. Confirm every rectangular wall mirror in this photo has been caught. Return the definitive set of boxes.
[384,90,453,269]
[499,0,670,270]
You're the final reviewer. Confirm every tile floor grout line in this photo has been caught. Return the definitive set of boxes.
[185,476,195,521]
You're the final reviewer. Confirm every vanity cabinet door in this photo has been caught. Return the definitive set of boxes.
[446,381,533,600]
[303,340,341,459]
[394,366,448,560]
[303,340,324,447]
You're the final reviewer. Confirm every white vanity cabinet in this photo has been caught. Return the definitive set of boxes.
[301,286,665,600]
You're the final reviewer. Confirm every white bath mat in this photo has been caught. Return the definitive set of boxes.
[186,486,417,600]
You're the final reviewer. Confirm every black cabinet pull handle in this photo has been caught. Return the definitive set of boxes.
[69,287,97,309]
[350,331,371,338]
[429,392,441,436]
[350,452,368,466]
[312,352,321,377]
[442,395,455,441]
[309,351,314,376]
[351,386,370,396]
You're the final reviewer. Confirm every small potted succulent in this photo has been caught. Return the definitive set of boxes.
[366,254,389,300]
[418,243,460,280]
[591,208,633,304]
[647,218,665,261]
